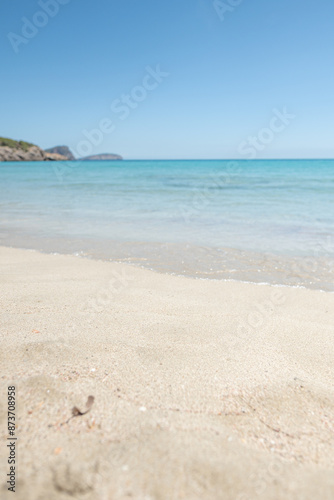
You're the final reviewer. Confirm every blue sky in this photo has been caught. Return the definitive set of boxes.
[1,0,333,159]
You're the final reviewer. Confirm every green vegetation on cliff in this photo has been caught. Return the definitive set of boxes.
[0,137,122,161]
[0,137,36,152]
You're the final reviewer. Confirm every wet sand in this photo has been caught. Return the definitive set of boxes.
[0,246,334,499]
[2,233,334,292]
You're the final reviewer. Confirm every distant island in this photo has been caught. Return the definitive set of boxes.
[80,153,123,161]
[0,137,123,162]
[44,145,75,160]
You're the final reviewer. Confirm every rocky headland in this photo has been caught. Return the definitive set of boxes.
[0,137,123,162]
[44,145,75,160]
[0,138,68,162]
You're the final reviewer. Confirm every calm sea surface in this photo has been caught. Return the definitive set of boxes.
[0,160,333,290]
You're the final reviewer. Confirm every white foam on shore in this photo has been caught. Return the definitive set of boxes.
[3,243,333,294]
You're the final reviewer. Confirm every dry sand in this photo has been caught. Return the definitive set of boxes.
[0,246,334,500]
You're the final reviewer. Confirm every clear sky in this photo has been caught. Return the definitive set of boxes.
[1,0,333,159]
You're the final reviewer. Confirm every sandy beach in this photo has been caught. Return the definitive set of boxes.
[1,245,334,499]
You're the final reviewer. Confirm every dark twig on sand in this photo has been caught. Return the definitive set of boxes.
[48,396,95,428]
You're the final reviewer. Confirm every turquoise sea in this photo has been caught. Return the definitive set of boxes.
[0,159,333,290]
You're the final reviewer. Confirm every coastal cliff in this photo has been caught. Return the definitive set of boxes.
[0,138,67,162]
[0,138,123,162]
[45,145,75,160]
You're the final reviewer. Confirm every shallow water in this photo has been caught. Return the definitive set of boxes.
[1,159,333,290]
